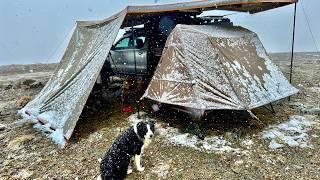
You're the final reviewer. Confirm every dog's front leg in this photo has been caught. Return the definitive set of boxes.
[127,157,134,174]
[135,154,145,172]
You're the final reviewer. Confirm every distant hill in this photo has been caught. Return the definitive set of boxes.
[0,52,319,76]
[0,63,57,76]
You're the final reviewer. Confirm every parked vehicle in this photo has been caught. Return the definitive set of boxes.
[100,13,233,84]
[108,28,148,76]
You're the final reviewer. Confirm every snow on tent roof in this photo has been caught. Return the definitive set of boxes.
[18,0,297,148]
[142,24,298,110]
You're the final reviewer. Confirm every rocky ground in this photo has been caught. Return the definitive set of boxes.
[0,53,319,179]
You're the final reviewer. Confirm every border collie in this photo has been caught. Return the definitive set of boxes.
[98,121,155,180]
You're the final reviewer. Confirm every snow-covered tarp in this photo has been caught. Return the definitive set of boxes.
[143,25,298,110]
[18,12,126,147]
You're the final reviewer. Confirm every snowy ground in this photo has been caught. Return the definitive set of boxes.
[129,112,240,153]
[0,53,320,179]
[262,115,318,149]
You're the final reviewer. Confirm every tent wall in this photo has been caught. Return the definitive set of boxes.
[142,25,298,110]
[18,12,126,147]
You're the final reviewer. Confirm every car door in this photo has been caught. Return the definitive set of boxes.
[132,36,147,75]
[109,36,135,74]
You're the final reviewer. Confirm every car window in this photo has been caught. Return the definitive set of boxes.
[133,36,145,46]
[114,37,130,49]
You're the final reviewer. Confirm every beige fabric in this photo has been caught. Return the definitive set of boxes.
[19,11,126,147]
[78,0,296,27]
[143,25,298,110]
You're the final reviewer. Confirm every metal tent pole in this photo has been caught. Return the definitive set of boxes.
[131,26,140,118]
[289,2,297,101]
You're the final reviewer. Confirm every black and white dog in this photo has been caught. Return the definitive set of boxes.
[98,121,155,180]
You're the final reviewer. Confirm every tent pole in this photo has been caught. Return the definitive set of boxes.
[132,26,140,116]
[289,2,297,101]
[270,103,275,114]
[132,26,138,78]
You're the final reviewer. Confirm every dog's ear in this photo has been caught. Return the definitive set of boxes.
[148,121,155,132]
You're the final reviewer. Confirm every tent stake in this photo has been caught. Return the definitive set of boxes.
[289,2,297,101]
[247,110,265,127]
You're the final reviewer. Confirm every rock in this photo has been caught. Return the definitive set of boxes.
[64,168,73,174]
[231,160,244,174]
[17,96,32,107]
[13,169,33,179]
[0,123,6,131]
[231,165,241,174]
[240,139,253,149]
[42,174,50,179]
[234,160,244,165]
[224,132,237,143]
[22,79,36,86]
[5,84,13,90]
[88,132,102,142]
[198,132,205,140]
[185,122,203,139]
[152,159,172,178]
[301,107,320,115]
[7,134,35,150]
[276,155,286,164]
[293,165,303,170]
[288,102,304,108]
[29,81,43,89]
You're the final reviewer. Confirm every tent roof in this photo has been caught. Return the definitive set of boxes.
[143,24,298,110]
[78,0,297,27]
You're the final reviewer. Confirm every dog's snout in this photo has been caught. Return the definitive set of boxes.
[150,134,153,138]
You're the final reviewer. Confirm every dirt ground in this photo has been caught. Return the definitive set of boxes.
[0,53,319,179]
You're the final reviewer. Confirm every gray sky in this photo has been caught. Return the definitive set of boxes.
[0,0,319,65]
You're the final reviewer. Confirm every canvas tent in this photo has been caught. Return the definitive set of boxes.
[18,0,297,147]
[142,25,298,111]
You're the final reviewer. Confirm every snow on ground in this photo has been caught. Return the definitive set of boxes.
[262,115,318,149]
[128,112,239,153]
[289,101,320,116]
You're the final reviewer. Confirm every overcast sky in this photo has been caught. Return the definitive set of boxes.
[0,0,319,65]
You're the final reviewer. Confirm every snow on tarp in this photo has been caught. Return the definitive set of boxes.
[143,25,298,110]
[18,12,126,147]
